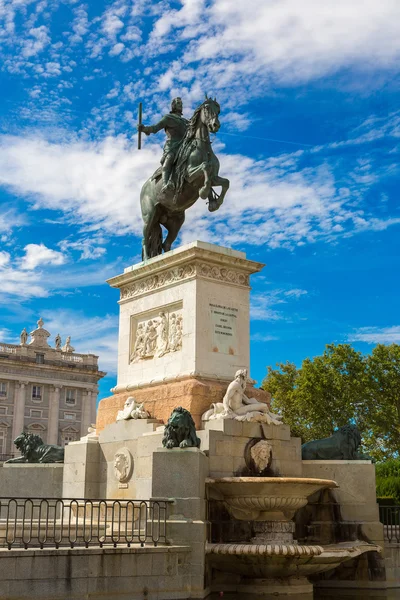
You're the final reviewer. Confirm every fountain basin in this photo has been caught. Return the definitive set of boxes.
[206,477,338,521]
[206,541,381,580]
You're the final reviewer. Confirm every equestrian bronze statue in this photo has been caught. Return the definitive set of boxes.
[138,96,229,259]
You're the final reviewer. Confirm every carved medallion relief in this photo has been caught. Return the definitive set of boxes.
[130,306,183,363]
[114,447,133,489]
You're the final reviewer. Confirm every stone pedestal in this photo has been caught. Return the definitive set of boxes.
[152,448,209,597]
[97,241,268,431]
[251,521,295,544]
[62,437,101,499]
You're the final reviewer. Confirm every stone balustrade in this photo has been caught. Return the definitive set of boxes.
[0,343,18,354]
[0,342,98,367]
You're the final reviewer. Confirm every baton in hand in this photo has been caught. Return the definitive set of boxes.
[138,102,143,150]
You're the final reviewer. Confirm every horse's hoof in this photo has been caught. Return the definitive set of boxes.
[208,200,218,212]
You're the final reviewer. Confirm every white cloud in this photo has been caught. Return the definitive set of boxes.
[0,207,27,235]
[0,121,398,251]
[250,333,279,342]
[21,25,50,58]
[349,326,400,344]
[41,309,119,374]
[20,243,67,270]
[0,251,10,268]
[59,236,107,260]
[0,134,160,236]
[0,245,116,300]
[150,0,400,96]
[251,288,308,321]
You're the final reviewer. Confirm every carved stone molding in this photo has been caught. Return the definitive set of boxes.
[120,261,249,300]
[197,263,249,287]
[121,265,195,300]
[206,542,323,557]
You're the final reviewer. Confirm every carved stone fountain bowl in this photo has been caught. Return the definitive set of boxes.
[206,477,338,521]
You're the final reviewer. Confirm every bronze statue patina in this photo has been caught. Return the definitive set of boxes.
[139,95,230,259]
[5,432,65,463]
[140,97,189,195]
[301,424,372,461]
[162,406,201,449]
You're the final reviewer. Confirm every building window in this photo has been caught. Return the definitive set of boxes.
[61,434,77,446]
[36,354,45,364]
[65,389,76,405]
[0,407,7,416]
[0,383,7,398]
[64,412,76,421]
[30,409,42,418]
[32,385,42,400]
[0,428,7,455]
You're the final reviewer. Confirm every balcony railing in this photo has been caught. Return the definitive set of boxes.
[61,354,84,363]
[0,344,18,354]
[0,497,171,549]
[379,505,400,543]
[0,344,98,367]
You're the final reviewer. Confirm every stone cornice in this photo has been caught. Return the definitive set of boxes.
[0,371,100,390]
[108,243,264,302]
[108,241,264,290]
[111,370,257,394]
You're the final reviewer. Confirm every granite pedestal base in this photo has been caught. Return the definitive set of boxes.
[96,375,270,431]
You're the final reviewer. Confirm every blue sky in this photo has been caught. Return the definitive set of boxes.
[0,0,399,402]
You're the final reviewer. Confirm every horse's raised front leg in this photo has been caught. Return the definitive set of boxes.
[208,175,230,212]
[186,161,212,200]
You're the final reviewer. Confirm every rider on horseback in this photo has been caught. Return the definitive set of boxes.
[138,97,189,195]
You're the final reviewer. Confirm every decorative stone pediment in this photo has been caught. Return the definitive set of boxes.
[29,317,51,348]
[27,422,46,431]
[61,425,79,434]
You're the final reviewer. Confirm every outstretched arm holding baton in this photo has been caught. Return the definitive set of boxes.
[137,102,142,150]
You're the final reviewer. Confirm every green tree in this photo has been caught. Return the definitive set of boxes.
[365,344,400,460]
[262,343,377,454]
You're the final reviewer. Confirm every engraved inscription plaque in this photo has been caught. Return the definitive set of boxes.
[210,303,238,355]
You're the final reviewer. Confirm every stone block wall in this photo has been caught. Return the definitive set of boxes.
[198,420,301,478]
[0,464,63,503]
[0,546,191,600]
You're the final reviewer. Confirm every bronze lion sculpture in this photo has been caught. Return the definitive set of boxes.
[5,432,64,463]
[162,407,201,450]
[301,424,372,461]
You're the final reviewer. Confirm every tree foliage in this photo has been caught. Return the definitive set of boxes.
[376,459,400,503]
[262,343,400,461]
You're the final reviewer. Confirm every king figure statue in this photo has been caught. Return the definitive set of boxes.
[138,94,230,260]
[139,97,189,195]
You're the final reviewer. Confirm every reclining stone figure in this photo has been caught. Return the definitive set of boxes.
[202,368,283,425]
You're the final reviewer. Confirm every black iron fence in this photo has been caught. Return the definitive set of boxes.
[379,505,400,543]
[0,497,171,550]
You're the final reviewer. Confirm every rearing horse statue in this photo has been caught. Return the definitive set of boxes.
[140,97,229,259]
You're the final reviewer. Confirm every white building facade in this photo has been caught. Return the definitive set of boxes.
[0,318,106,459]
